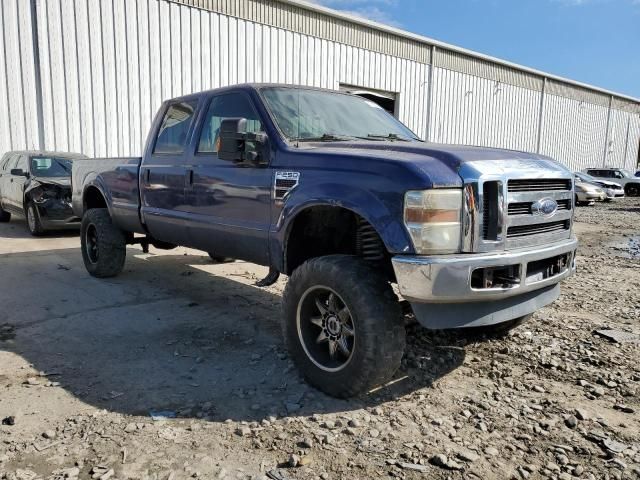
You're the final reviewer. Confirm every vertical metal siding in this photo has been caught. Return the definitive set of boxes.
[429,68,539,152]
[540,95,609,171]
[1,0,39,152]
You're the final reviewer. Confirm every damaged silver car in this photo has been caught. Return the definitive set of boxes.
[0,151,85,235]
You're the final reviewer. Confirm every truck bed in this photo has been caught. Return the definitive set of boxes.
[71,156,143,233]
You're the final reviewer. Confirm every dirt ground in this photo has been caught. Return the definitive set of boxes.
[1,198,638,480]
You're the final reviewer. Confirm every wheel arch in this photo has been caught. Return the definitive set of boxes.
[280,198,410,276]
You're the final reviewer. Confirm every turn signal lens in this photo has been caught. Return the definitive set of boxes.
[404,189,462,254]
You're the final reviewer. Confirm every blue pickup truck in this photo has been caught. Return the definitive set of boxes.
[72,84,577,397]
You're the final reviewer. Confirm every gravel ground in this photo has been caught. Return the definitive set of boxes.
[1,198,639,480]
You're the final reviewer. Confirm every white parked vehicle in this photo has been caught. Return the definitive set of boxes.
[574,172,624,201]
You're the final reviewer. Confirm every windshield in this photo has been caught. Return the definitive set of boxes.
[260,87,419,142]
[30,157,72,177]
[575,172,597,183]
[619,169,633,178]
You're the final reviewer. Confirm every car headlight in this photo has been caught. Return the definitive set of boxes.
[404,189,462,254]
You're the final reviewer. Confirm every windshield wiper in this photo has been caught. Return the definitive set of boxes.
[296,133,354,142]
[366,133,412,142]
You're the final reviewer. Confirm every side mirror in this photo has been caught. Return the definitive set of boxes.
[218,118,268,166]
[10,168,27,177]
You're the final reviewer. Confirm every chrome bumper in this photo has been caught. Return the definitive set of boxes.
[392,237,577,304]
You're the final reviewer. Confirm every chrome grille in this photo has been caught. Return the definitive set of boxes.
[461,159,574,253]
[507,220,570,238]
[508,179,572,192]
[508,199,571,216]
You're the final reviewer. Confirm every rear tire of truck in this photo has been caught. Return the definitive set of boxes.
[81,208,126,278]
[26,202,45,236]
[282,255,405,398]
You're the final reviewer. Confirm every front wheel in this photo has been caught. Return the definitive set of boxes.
[282,255,406,398]
[26,202,44,236]
[0,204,10,222]
[81,208,126,278]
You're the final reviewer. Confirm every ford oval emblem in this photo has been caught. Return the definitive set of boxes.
[531,197,558,216]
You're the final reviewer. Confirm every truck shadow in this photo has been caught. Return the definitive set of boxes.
[0,246,465,423]
[0,218,79,239]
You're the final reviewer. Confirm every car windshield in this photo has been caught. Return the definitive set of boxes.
[260,87,419,142]
[575,172,597,183]
[30,157,72,177]
[619,169,633,178]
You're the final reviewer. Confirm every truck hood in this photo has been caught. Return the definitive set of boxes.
[31,176,71,187]
[299,140,568,187]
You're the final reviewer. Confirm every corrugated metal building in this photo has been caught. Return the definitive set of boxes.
[1,0,639,172]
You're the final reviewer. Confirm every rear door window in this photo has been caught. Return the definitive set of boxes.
[153,101,198,154]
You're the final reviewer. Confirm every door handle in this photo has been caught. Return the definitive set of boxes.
[144,169,150,185]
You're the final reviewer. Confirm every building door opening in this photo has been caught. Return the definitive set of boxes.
[339,84,398,117]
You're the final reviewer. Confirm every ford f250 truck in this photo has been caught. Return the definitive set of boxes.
[72,84,577,398]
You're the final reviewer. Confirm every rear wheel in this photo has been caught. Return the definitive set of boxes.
[26,202,44,236]
[282,255,405,398]
[625,184,640,197]
[81,208,126,278]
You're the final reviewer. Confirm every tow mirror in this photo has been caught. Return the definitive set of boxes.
[218,118,268,166]
[10,168,28,177]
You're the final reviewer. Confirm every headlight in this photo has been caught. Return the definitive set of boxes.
[404,189,462,254]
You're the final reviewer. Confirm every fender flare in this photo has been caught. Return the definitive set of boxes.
[80,176,113,217]
[273,183,414,271]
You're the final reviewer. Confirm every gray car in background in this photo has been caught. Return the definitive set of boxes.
[584,168,640,197]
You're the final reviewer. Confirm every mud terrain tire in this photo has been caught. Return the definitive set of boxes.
[283,255,405,398]
[81,208,126,278]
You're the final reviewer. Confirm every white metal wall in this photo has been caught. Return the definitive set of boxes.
[607,108,640,171]
[429,68,540,152]
[0,0,40,154]
[540,95,610,171]
[32,0,427,157]
[0,0,638,172]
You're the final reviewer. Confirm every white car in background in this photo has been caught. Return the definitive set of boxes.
[574,177,606,206]
[574,172,624,201]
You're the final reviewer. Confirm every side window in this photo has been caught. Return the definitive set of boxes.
[197,92,263,153]
[612,170,624,179]
[153,101,198,154]
[16,155,28,173]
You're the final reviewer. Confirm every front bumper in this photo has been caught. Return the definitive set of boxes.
[34,200,80,228]
[392,237,577,328]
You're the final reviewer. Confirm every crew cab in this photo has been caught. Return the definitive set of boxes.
[72,84,577,398]
[0,150,84,235]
